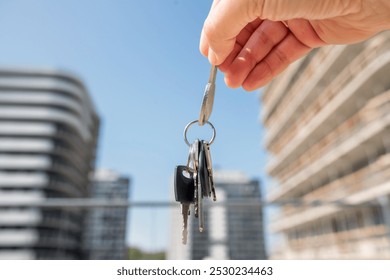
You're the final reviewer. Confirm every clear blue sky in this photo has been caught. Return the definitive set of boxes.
[0,0,271,251]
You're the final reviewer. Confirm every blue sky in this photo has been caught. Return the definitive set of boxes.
[0,0,271,251]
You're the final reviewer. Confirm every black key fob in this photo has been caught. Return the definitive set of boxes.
[174,165,195,203]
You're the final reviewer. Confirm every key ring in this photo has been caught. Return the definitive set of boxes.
[183,120,216,146]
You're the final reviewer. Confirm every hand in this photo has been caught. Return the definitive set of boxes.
[200,0,390,90]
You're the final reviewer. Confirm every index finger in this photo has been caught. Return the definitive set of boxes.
[201,0,260,65]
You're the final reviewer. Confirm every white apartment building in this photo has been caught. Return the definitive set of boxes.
[0,68,99,259]
[263,32,390,259]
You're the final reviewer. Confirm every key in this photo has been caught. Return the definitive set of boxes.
[203,141,216,201]
[189,140,200,218]
[174,165,195,244]
[197,174,204,232]
[197,140,207,232]
[199,140,211,198]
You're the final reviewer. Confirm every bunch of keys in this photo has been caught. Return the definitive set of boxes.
[174,65,217,244]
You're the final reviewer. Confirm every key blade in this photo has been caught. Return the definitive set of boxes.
[181,203,190,245]
[182,228,188,244]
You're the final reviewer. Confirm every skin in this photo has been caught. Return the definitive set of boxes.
[200,0,390,91]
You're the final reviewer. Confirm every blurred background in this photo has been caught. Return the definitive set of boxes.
[0,0,389,260]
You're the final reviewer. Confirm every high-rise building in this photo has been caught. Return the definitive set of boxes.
[168,170,266,260]
[83,169,130,260]
[0,68,99,259]
[262,32,390,259]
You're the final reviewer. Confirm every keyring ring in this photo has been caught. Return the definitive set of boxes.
[183,120,216,146]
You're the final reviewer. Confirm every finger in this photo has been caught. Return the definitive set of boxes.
[202,0,260,65]
[242,32,312,91]
[287,19,326,47]
[200,0,222,57]
[223,20,289,88]
[218,18,263,72]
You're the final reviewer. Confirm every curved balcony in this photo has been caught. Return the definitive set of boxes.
[0,121,56,136]
[0,106,94,142]
[0,67,89,94]
[0,91,84,119]
[0,209,80,232]
[0,171,48,187]
[0,154,86,190]
[0,77,84,101]
[0,138,87,171]
[0,75,97,132]
[0,229,39,246]
[0,171,83,198]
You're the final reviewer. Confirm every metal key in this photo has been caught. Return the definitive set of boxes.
[197,141,208,232]
[199,66,217,126]
[174,165,195,244]
[203,141,216,201]
[199,140,211,198]
[189,140,200,218]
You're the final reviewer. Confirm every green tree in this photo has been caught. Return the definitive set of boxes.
[128,247,165,260]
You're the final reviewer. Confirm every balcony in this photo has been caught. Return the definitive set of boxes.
[264,45,355,145]
[268,91,390,202]
[285,225,390,259]
[275,91,390,183]
[264,34,390,151]
[272,153,390,225]
[267,39,389,156]
[267,53,390,185]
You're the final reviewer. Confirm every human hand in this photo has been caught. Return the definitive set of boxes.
[200,0,390,90]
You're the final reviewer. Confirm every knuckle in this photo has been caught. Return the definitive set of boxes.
[273,48,290,66]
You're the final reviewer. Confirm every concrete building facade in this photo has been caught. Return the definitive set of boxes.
[84,169,130,260]
[168,170,266,260]
[0,68,99,259]
[262,32,390,259]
